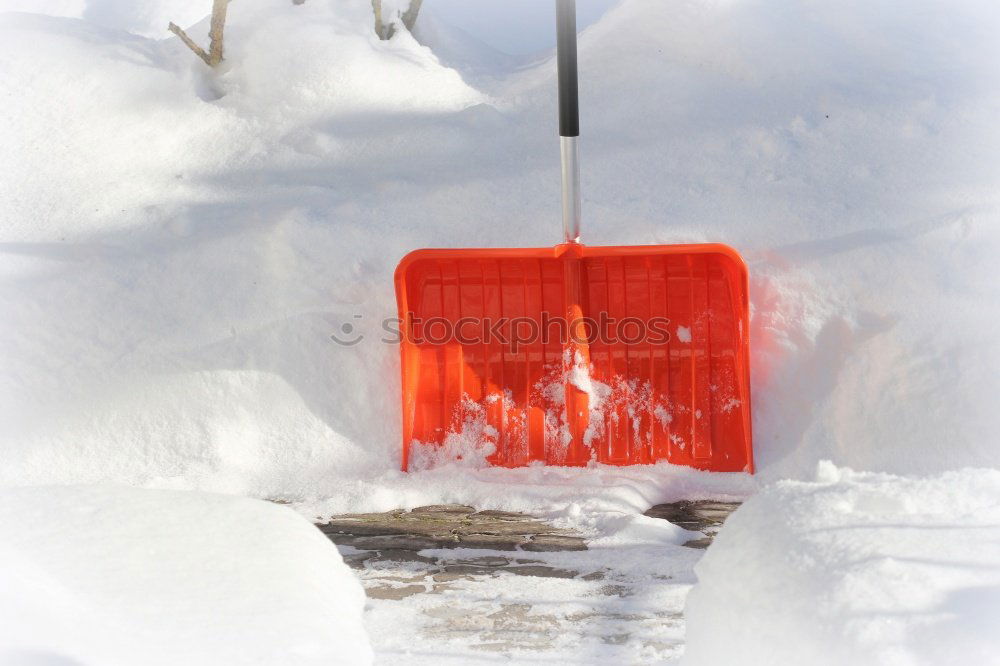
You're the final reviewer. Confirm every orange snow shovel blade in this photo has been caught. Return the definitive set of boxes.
[394,242,752,472]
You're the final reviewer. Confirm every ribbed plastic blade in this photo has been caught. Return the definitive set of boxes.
[394,243,752,472]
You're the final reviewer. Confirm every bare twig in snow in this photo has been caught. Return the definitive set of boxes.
[206,0,227,66]
[372,0,423,40]
[168,22,211,65]
[169,0,229,68]
[371,0,390,40]
[400,0,423,32]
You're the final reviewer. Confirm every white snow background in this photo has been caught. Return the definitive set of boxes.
[1,0,999,663]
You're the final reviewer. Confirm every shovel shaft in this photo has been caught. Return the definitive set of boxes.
[556,0,579,137]
[561,136,581,242]
[557,0,581,243]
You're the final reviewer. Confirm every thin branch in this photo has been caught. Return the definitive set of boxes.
[168,0,228,67]
[371,0,422,40]
[371,0,392,40]
[168,22,211,66]
[400,0,422,32]
[207,0,228,67]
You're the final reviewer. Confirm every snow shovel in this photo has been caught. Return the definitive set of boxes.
[394,0,752,472]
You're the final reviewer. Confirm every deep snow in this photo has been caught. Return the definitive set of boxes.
[0,485,373,665]
[2,0,997,509]
[684,463,1000,666]
[1,0,999,662]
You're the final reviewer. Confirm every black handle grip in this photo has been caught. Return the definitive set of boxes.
[556,0,579,137]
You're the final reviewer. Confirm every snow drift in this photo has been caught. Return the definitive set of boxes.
[0,485,373,665]
[683,463,1000,666]
[0,0,998,504]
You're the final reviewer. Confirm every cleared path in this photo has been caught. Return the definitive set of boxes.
[317,502,738,664]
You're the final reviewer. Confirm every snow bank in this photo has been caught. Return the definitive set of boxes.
[0,0,488,505]
[0,0,481,242]
[683,463,1000,666]
[1,0,998,519]
[0,485,372,665]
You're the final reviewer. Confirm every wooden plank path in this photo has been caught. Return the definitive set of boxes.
[315,501,741,663]
[318,501,740,557]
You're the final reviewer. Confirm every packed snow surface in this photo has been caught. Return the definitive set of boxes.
[684,463,1000,666]
[0,485,372,665]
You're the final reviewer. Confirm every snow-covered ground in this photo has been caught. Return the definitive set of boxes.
[685,464,1000,666]
[1,0,999,662]
[0,485,372,665]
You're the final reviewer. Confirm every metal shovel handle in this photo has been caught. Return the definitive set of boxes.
[557,0,582,243]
